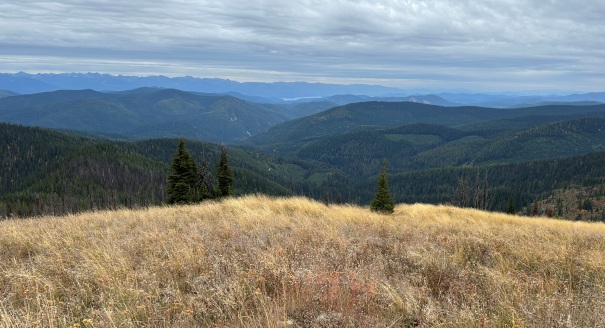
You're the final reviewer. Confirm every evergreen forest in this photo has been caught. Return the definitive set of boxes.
[1,89,605,221]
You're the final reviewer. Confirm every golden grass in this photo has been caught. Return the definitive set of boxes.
[1,195,605,327]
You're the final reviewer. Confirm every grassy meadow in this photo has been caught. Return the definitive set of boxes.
[1,195,605,327]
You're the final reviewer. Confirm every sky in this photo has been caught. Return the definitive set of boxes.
[1,0,604,93]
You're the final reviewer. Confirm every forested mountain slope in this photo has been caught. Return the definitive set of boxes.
[244,102,605,154]
[3,119,605,219]
[0,88,319,143]
[245,116,605,179]
[0,124,315,217]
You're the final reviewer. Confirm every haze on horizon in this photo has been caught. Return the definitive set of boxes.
[1,0,604,94]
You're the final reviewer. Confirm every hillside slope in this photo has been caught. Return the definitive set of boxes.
[244,101,605,154]
[0,123,316,217]
[4,122,605,217]
[252,116,605,178]
[0,88,294,143]
[1,195,604,327]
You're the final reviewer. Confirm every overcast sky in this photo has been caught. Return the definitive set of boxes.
[1,0,604,93]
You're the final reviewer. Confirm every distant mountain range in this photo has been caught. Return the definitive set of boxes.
[437,92,605,108]
[3,86,605,147]
[0,88,461,144]
[0,88,311,143]
[2,72,605,108]
[291,94,457,107]
[0,72,404,99]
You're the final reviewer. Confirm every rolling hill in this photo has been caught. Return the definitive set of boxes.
[0,88,303,143]
[244,101,605,154]
[1,195,604,327]
[0,123,318,217]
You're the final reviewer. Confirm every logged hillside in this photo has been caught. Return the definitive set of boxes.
[1,195,604,327]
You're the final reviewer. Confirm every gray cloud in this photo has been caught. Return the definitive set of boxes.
[1,0,604,92]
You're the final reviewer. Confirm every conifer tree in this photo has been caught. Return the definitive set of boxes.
[370,160,395,214]
[166,138,197,204]
[215,146,234,198]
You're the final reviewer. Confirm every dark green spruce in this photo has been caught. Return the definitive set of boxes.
[370,160,395,214]
[216,146,234,198]
[166,139,198,204]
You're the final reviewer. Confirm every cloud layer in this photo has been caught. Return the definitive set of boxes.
[1,0,604,92]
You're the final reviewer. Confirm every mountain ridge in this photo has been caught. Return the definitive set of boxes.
[244,101,605,154]
[4,72,605,108]
[0,88,299,143]
[0,72,404,98]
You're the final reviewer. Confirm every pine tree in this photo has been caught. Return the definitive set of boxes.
[370,160,395,214]
[166,138,197,204]
[215,146,234,198]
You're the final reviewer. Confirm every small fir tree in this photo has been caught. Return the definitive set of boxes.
[166,138,197,204]
[370,160,395,214]
[215,146,234,198]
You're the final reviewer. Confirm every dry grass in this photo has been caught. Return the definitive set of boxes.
[1,195,605,327]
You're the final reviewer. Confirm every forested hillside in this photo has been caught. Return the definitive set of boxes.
[0,124,164,217]
[245,101,605,153]
[2,121,605,220]
[244,117,605,179]
[0,124,312,217]
[0,88,325,143]
[3,93,605,220]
